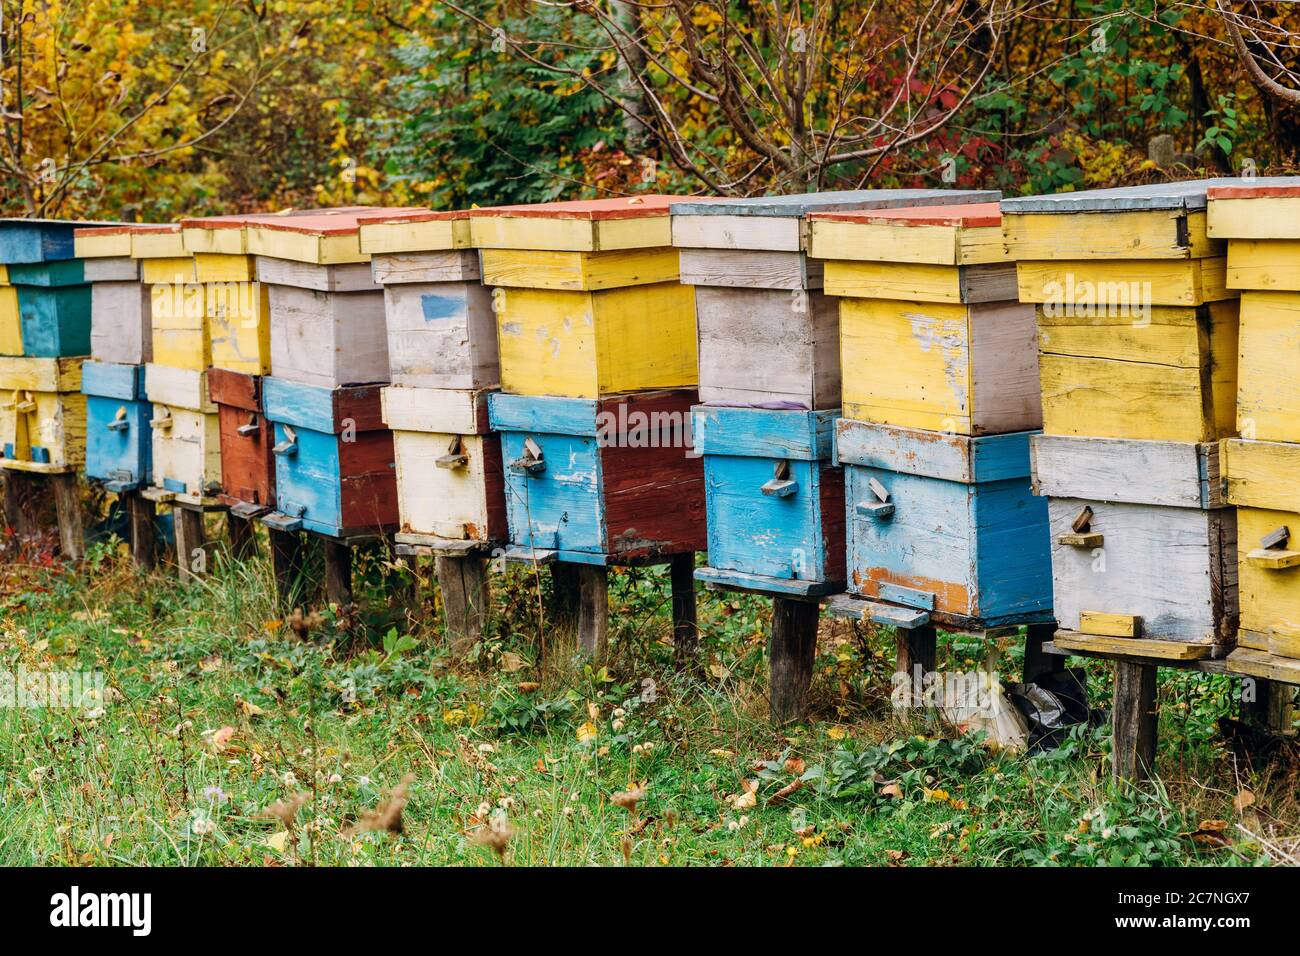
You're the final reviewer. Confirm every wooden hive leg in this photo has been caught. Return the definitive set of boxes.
[896,623,938,686]
[436,555,490,657]
[268,527,307,611]
[1242,679,1297,734]
[51,473,85,561]
[387,546,421,625]
[2,471,29,535]
[1022,621,1066,684]
[1112,660,1159,783]
[173,505,207,583]
[127,492,157,571]
[548,561,581,627]
[670,553,698,668]
[226,513,258,561]
[576,564,609,660]
[323,538,354,607]
[769,597,820,726]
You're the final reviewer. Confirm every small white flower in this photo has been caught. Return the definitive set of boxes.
[192,816,216,835]
[328,774,342,784]
[358,775,371,787]
[476,801,492,818]
[477,743,495,754]
[282,772,297,788]
[613,707,626,718]
[612,719,625,732]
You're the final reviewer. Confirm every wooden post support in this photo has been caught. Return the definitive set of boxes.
[50,473,85,561]
[268,527,307,611]
[436,555,490,656]
[896,624,938,681]
[127,493,157,570]
[2,473,26,538]
[1242,678,1296,734]
[173,506,207,583]
[769,596,820,725]
[1022,621,1066,684]
[323,538,354,607]
[226,513,258,561]
[670,553,698,667]
[549,561,581,626]
[576,563,609,659]
[1112,660,1159,783]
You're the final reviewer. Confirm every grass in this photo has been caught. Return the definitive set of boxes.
[0,524,1296,867]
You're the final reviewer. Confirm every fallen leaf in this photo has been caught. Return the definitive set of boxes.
[500,651,527,672]
[1234,789,1255,813]
[211,726,235,752]
[880,783,903,799]
[576,721,598,743]
[266,831,289,852]
[826,726,847,740]
[783,757,806,775]
[517,682,540,693]
[767,779,804,806]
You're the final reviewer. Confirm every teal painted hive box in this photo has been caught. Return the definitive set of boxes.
[83,360,152,491]
[692,405,844,596]
[7,259,92,357]
[488,389,705,565]
[835,419,1053,629]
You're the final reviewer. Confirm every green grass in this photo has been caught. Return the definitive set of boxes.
[0,530,1295,867]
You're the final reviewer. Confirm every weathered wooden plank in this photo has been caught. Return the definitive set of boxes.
[834,419,1033,483]
[1224,239,1300,290]
[679,248,820,291]
[255,256,379,292]
[1206,181,1300,239]
[470,196,682,252]
[357,210,474,255]
[808,201,1004,265]
[480,247,680,291]
[1017,258,1231,306]
[83,257,140,282]
[1079,610,1141,637]
[370,250,480,285]
[1003,210,1219,260]
[692,405,837,461]
[1236,291,1300,442]
[144,364,214,412]
[1031,435,1222,508]
[1227,646,1300,685]
[381,385,492,435]
[436,554,490,654]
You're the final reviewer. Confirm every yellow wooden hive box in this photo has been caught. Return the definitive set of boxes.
[1222,437,1300,658]
[469,196,696,398]
[1002,182,1254,443]
[1205,181,1300,444]
[809,202,1040,436]
[0,356,85,471]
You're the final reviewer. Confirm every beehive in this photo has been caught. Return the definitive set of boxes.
[232,209,420,388]
[808,201,1037,435]
[1034,434,1234,656]
[358,208,495,391]
[261,376,397,537]
[469,197,698,399]
[1002,180,1293,443]
[1,220,86,357]
[692,406,843,596]
[208,368,275,512]
[488,389,705,563]
[672,190,996,409]
[0,356,85,471]
[356,207,507,549]
[145,363,221,502]
[82,361,151,491]
[382,385,506,544]
[73,225,152,366]
[835,419,1051,628]
[1206,180,1300,678]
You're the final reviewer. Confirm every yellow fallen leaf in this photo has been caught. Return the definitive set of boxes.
[826,726,847,740]
[262,619,282,634]
[500,651,527,672]
[576,721,598,743]
[708,748,734,759]
[266,831,289,852]
[708,663,730,680]
[1234,789,1255,813]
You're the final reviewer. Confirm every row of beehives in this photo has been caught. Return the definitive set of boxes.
[4,180,1300,680]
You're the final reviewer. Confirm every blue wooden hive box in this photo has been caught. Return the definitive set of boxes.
[488,389,705,564]
[83,360,152,491]
[261,376,398,538]
[835,419,1053,629]
[692,405,844,596]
